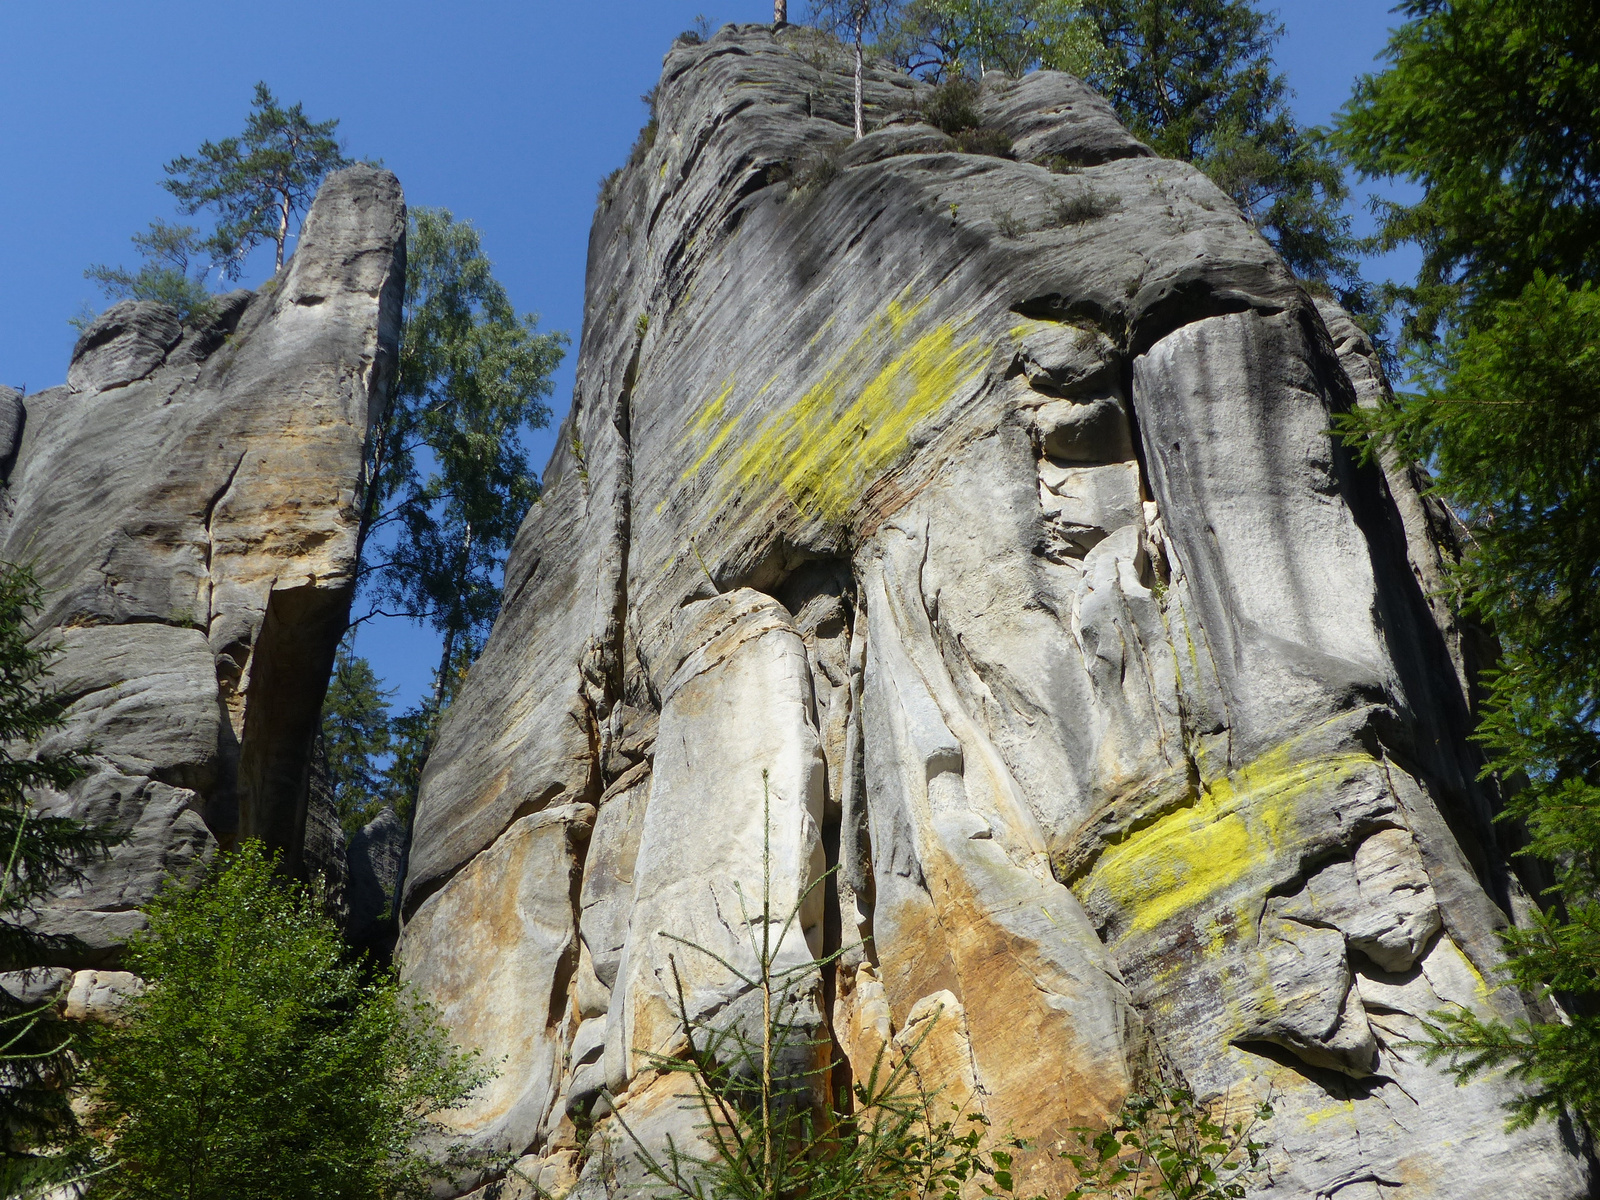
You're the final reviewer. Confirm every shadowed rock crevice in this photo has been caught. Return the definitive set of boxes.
[236,580,354,872]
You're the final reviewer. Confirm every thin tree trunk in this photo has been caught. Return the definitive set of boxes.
[275,188,290,272]
[427,519,475,718]
[429,627,455,719]
[774,0,786,26]
[853,14,865,140]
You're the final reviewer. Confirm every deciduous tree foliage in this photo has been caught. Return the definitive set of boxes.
[880,0,1106,83]
[361,209,565,686]
[1334,0,1600,1131]
[1078,0,1362,302]
[83,842,487,1200]
[349,207,565,810]
[164,82,351,277]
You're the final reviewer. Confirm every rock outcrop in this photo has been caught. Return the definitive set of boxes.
[398,27,1592,1200]
[2,165,405,966]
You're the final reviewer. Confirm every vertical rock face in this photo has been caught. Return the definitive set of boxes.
[3,165,405,965]
[400,27,1592,1200]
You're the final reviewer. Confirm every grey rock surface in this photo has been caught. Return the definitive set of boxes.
[66,300,183,396]
[0,386,24,482]
[397,25,1593,1200]
[5,165,405,965]
[346,805,408,952]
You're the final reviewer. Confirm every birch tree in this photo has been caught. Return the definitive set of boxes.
[350,208,565,808]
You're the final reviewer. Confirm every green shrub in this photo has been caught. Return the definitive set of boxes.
[922,77,981,135]
[83,841,489,1200]
[919,79,1012,158]
[1063,1080,1272,1199]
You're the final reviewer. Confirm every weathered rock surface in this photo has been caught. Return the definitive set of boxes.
[4,165,405,964]
[399,25,1593,1200]
[347,804,408,952]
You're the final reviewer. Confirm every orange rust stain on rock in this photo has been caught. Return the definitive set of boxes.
[876,869,1129,1195]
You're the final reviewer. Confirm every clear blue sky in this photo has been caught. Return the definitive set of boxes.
[0,1,1412,711]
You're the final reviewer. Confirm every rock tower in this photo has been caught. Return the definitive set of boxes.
[398,28,1592,1200]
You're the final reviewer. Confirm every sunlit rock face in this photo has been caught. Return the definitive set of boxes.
[399,26,1594,1200]
[1,166,405,964]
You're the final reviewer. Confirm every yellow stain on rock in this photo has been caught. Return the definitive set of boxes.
[1302,1099,1357,1130]
[678,290,987,522]
[685,376,739,478]
[1077,744,1375,934]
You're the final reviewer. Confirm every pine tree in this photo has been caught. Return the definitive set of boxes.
[83,220,215,323]
[163,82,352,278]
[1077,0,1363,304]
[319,645,394,835]
[0,561,111,1186]
[1333,0,1600,346]
[1333,0,1600,1130]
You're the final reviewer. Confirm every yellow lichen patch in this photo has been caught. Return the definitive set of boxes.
[676,289,988,523]
[1076,745,1375,934]
[735,317,986,521]
[1302,1099,1357,1130]
[684,376,739,477]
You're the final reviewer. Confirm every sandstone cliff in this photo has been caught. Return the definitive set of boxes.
[398,27,1592,1200]
[1,165,405,969]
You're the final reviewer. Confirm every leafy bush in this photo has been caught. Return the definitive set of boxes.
[1063,1081,1273,1199]
[922,77,981,135]
[82,841,489,1200]
[920,79,1012,157]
